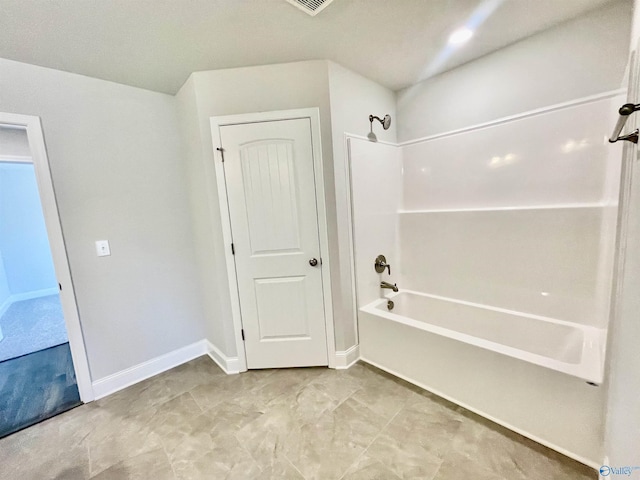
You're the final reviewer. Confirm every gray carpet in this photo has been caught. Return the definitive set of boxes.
[0,342,81,438]
[0,295,68,362]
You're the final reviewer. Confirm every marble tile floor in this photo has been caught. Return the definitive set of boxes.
[0,356,597,480]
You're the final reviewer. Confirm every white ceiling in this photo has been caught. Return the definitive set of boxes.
[0,0,622,95]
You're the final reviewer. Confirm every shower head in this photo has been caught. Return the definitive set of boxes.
[369,114,392,130]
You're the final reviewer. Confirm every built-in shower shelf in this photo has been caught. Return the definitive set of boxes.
[398,202,611,214]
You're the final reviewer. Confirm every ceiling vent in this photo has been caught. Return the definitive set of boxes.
[285,0,336,16]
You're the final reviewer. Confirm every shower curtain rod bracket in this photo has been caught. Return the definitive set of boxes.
[609,103,640,144]
[610,129,639,145]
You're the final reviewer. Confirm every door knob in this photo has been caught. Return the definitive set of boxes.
[309,258,319,267]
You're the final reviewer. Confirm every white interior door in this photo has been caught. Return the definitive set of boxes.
[220,118,328,369]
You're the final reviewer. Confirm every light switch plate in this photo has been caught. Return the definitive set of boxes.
[96,240,111,257]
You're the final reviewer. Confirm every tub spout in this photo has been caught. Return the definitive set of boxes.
[380,281,398,292]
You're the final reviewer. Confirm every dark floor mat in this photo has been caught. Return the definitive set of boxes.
[0,342,81,438]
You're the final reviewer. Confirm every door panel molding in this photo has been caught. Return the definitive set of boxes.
[210,108,336,371]
[254,276,310,340]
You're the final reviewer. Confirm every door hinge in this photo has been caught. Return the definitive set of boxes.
[231,243,235,255]
[216,147,225,162]
[241,329,245,341]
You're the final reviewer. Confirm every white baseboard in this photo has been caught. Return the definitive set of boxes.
[0,287,59,318]
[92,340,209,400]
[11,287,59,303]
[91,337,338,400]
[334,344,360,369]
[205,340,241,374]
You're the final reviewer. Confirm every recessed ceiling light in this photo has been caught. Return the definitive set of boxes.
[448,27,474,46]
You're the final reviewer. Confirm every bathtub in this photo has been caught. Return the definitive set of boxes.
[359,290,606,384]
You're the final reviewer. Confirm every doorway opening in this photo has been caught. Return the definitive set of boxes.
[0,116,91,437]
[0,159,68,361]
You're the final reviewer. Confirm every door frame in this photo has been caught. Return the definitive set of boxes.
[0,112,93,402]
[210,108,336,371]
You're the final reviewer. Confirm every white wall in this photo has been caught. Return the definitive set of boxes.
[327,62,397,348]
[604,139,640,473]
[0,127,31,157]
[603,0,640,469]
[0,58,205,381]
[604,136,640,471]
[175,76,229,357]
[0,128,29,308]
[0,163,58,295]
[396,0,633,142]
[0,250,10,308]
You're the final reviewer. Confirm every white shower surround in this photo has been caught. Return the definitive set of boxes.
[348,90,626,466]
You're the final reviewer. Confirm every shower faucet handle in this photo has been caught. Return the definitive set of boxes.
[374,255,391,275]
